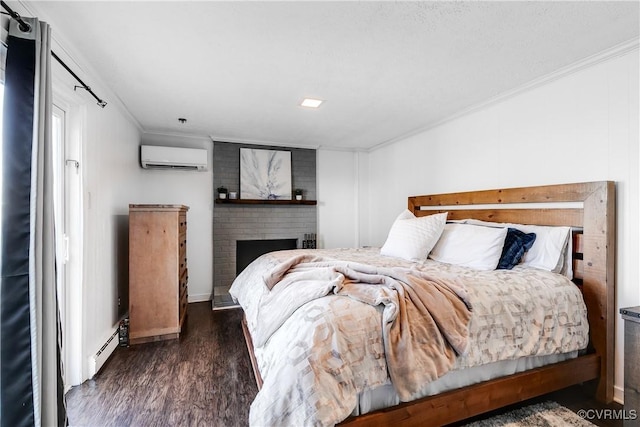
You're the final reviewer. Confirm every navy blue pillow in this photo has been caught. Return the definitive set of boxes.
[497,228,536,270]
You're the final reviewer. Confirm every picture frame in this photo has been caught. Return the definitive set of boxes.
[240,148,292,200]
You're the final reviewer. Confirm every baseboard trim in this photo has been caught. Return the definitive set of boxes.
[614,385,624,405]
[188,293,212,303]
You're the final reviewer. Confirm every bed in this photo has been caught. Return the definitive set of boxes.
[230,181,615,426]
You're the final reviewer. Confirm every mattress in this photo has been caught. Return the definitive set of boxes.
[350,351,579,416]
[230,247,589,426]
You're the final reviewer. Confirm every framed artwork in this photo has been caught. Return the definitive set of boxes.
[240,148,292,200]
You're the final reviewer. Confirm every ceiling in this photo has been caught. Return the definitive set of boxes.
[27,1,640,151]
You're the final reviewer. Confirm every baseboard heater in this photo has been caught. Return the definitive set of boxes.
[88,328,119,378]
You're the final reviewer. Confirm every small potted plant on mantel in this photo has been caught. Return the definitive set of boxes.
[217,186,228,200]
[294,189,303,201]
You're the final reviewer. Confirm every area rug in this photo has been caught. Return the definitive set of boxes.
[463,401,596,426]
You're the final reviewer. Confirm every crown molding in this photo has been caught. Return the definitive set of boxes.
[369,37,640,153]
[208,135,321,150]
[316,145,368,153]
[205,135,368,152]
[141,130,213,143]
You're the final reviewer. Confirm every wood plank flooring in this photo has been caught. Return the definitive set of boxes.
[66,303,257,426]
[67,302,624,427]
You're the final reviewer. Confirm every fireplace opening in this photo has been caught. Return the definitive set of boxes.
[236,238,297,275]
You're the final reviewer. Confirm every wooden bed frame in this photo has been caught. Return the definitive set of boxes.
[242,181,616,426]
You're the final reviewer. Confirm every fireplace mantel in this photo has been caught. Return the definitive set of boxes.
[215,198,317,206]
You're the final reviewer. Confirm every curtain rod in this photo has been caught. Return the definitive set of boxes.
[1,1,107,108]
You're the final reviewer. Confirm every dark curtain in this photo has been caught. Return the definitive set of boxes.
[0,16,67,427]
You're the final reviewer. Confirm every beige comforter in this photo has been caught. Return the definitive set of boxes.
[252,253,472,400]
[229,248,589,427]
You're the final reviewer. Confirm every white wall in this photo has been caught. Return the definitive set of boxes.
[81,97,142,381]
[364,48,639,402]
[138,133,213,303]
[317,149,359,248]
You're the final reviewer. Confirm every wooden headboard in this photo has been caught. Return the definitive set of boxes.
[407,181,616,402]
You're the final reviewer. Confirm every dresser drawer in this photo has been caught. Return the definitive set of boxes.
[180,268,188,294]
[179,287,188,324]
[179,258,187,276]
[179,214,187,235]
[179,236,187,255]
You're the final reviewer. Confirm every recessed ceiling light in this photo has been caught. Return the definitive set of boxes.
[300,98,324,108]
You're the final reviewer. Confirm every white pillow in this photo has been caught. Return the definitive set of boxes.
[464,219,571,274]
[380,211,447,261]
[429,223,508,270]
[519,225,571,273]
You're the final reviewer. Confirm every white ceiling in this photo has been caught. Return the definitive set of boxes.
[28,1,640,150]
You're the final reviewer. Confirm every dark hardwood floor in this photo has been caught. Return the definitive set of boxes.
[66,303,258,427]
[67,302,624,427]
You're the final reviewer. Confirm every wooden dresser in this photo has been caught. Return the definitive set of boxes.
[129,204,189,344]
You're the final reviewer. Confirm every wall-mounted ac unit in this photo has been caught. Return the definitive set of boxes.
[140,145,208,171]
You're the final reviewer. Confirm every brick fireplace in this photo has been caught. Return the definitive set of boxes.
[212,141,317,306]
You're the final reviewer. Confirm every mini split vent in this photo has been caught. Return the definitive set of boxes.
[140,145,208,171]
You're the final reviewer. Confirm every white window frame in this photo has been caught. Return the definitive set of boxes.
[52,85,85,390]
